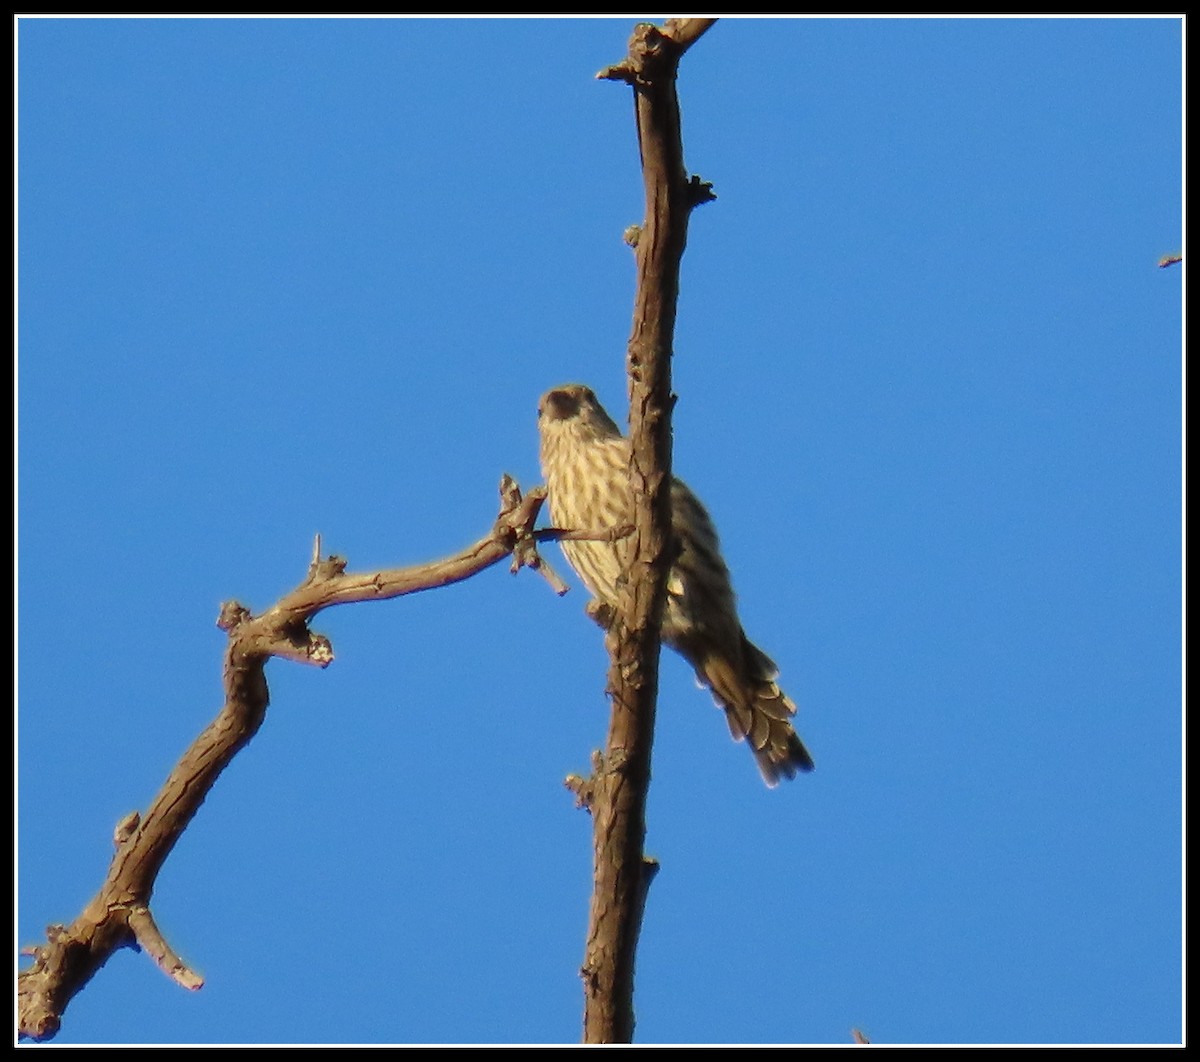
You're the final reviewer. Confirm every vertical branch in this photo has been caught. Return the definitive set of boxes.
[583,18,717,1045]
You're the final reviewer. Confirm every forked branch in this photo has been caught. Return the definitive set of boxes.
[17,475,621,1042]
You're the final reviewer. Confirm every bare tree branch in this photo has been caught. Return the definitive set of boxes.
[580,18,716,1045]
[18,19,719,1044]
[17,476,620,1042]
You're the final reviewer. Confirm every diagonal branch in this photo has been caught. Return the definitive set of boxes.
[17,475,620,1043]
[581,18,717,1046]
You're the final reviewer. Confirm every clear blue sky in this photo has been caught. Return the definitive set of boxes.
[17,15,1182,1047]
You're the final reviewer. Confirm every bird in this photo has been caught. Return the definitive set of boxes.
[537,383,814,785]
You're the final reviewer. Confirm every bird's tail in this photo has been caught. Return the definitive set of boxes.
[695,639,814,786]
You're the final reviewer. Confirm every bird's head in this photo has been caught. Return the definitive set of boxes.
[537,384,623,441]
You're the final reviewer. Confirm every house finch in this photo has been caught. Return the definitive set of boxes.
[537,383,814,786]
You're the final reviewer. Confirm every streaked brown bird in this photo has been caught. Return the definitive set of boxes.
[537,383,814,785]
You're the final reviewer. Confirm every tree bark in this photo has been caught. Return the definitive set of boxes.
[579,18,717,1045]
[17,478,622,1042]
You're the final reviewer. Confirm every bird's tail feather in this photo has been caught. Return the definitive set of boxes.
[696,640,815,787]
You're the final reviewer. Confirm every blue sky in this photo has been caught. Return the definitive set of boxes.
[17,15,1182,1047]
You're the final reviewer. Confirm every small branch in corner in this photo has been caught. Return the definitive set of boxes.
[127,905,205,991]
